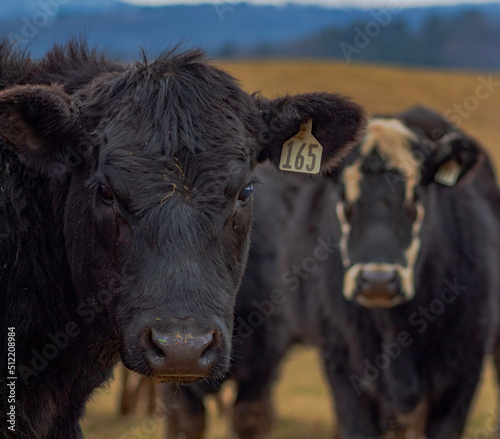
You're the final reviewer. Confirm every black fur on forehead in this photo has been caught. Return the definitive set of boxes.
[0,39,264,163]
[78,46,264,161]
[68,46,263,219]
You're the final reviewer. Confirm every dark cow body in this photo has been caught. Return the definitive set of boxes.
[0,40,365,438]
[281,106,500,438]
[163,163,295,439]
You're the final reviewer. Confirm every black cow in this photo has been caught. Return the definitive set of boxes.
[281,106,500,438]
[162,163,295,439]
[0,40,366,438]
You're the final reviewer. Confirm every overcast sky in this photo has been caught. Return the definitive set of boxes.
[121,0,499,8]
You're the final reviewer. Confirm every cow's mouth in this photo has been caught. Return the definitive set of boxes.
[351,267,408,308]
[355,290,406,308]
[153,375,205,384]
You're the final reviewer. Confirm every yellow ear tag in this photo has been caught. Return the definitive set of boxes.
[279,119,323,174]
[435,159,461,186]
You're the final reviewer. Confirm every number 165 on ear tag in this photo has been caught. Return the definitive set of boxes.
[279,119,323,174]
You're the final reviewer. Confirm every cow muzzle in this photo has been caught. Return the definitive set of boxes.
[146,329,221,382]
[122,318,228,384]
[343,263,415,308]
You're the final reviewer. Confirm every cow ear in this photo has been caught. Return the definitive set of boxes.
[0,84,81,176]
[424,130,480,187]
[254,92,367,175]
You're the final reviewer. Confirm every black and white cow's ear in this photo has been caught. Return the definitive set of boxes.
[425,130,481,187]
[0,84,81,176]
[254,92,367,175]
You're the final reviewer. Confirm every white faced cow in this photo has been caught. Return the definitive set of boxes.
[282,106,500,438]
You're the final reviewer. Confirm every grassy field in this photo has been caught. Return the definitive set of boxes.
[82,61,500,438]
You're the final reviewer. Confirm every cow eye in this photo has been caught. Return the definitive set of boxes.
[238,184,253,205]
[98,184,115,204]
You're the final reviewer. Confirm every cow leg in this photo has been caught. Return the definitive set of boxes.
[233,381,275,439]
[135,376,157,414]
[424,364,483,439]
[147,382,158,414]
[213,391,228,416]
[164,384,206,439]
[232,341,287,439]
[120,366,142,416]
[231,333,288,439]
[323,347,381,439]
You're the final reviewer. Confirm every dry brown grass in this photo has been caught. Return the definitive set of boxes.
[82,60,500,439]
[82,348,498,439]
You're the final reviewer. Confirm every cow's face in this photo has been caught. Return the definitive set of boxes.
[0,52,365,382]
[66,128,256,382]
[334,114,479,308]
[63,62,263,382]
[335,119,424,308]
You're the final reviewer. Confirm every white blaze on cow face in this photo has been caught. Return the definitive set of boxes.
[336,118,427,308]
[342,118,421,204]
[336,202,351,267]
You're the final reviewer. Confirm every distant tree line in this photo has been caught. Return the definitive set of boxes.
[224,11,500,70]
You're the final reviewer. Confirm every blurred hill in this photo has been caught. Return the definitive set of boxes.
[259,9,500,70]
[1,1,500,69]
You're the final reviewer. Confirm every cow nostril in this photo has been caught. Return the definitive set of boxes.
[142,328,167,359]
[199,331,219,365]
[149,330,168,359]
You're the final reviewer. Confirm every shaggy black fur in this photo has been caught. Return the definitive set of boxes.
[0,39,365,438]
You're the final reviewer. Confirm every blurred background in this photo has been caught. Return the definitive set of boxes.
[2,0,500,438]
[3,0,500,67]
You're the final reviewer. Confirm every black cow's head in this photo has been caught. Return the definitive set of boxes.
[0,49,365,382]
[333,106,480,308]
